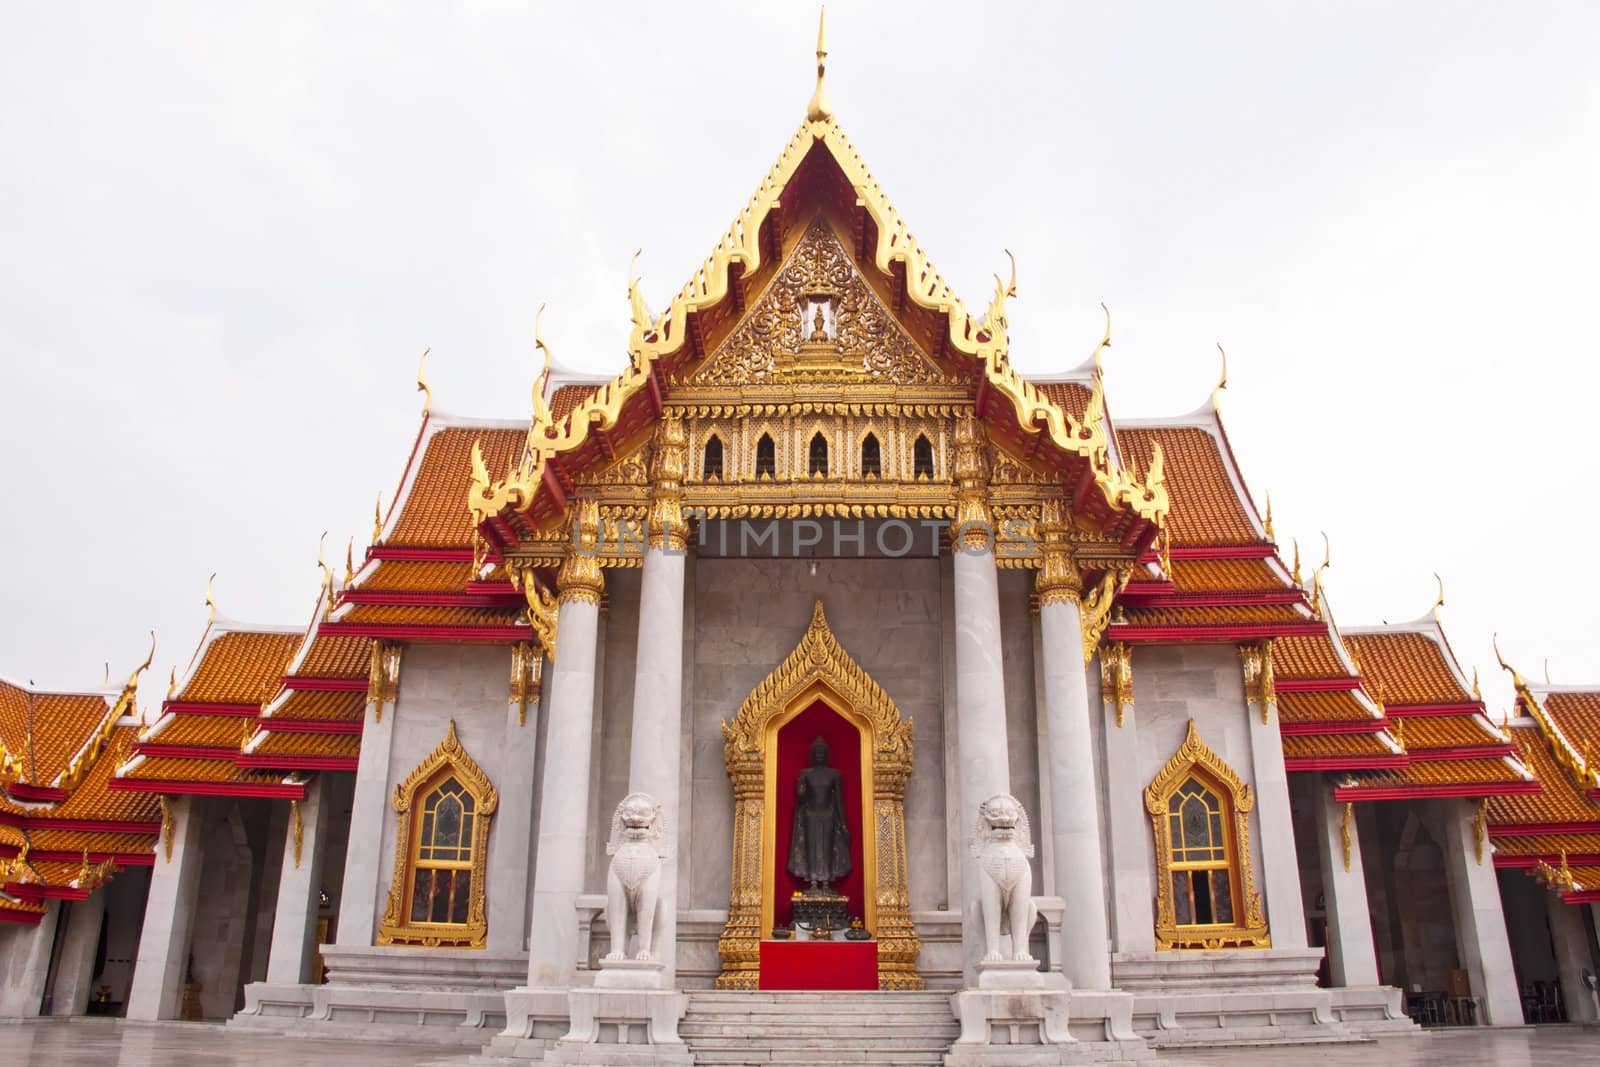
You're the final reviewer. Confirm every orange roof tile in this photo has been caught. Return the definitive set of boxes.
[549,384,594,423]
[142,714,255,749]
[388,426,525,548]
[24,829,157,856]
[175,629,302,706]
[1031,381,1092,422]
[1274,632,1352,679]
[1400,715,1505,751]
[1116,425,1260,547]
[1120,603,1307,627]
[0,680,114,788]
[265,690,365,723]
[247,732,360,763]
[1544,691,1600,754]
[1165,557,1286,593]
[52,729,161,824]
[1283,733,1396,761]
[116,755,284,787]
[1491,833,1600,858]
[1489,726,1599,826]
[1278,689,1377,724]
[339,603,527,628]
[1351,757,1526,791]
[293,632,370,679]
[1344,630,1473,706]
[355,559,478,594]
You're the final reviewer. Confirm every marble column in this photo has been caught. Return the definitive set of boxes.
[127,795,205,1020]
[953,542,1010,971]
[50,888,108,1015]
[626,543,687,978]
[526,546,605,989]
[335,642,399,947]
[1548,894,1599,1024]
[1440,797,1522,1025]
[1242,648,1308,950]
[1310,782,1380,987]
[0,900,60,1017]
[1036,580,1112,989]
[265,777,330,984]
[1101,650,1154,955]
[487,646,541,954]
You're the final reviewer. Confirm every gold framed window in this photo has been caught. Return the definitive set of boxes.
[1145,720,1269,949]
[378,720,498,948]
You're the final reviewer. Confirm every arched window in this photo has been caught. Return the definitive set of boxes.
[755,434,776,479]
[379,721,498,948]
[912,435,934,480]
[703,435,724,480]
[861,434,881,478]
[1145,720,1268,950]
[808,432,829,477]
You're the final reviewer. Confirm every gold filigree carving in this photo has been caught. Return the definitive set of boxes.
[648,414,690,550]
[716,601,920,990]
[1145,721,1270,950]
[691,220,944,387]
[1034,497,1082,605]
[367,641,402,724]
[1101,642,1133,728]
[558,498,605,604]
[508,642,543,727]
[1080,565,1133,664]
[159,796,174,862]
[1239,641,1276,724]
[378,720,498,949]
[290,799,304,869]
[1341,801,1354,873]
[952,412,991,551]
[1473,798,1488,866]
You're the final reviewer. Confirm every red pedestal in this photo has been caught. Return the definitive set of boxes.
[758,940,878,990]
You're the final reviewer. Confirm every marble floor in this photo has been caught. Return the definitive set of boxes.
[0,1018,1596,1066]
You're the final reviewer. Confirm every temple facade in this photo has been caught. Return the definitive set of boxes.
[4,21,1598,1066]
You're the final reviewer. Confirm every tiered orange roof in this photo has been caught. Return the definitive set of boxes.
[1330,619,1534,802]
[1487,678,1600,904]
[2,660,159,925]
[240,602,369,774]
[112,621,308,800]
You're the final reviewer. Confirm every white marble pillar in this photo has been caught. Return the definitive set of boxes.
[626,545,687,979]
[265,777,330,984]
[0,900,60,1017]
[1037,592,1112,990]
[526,583,603,988]
[1548,894,1599,1024]
[50,889,108,1015]
[953,545,1011,971]
[126,795,205,1020]
[1440,798,1522,1025]
[1244,676,1308,950]
[1100,660,1154,954]
[488,650,541,954]
[336,656,398,947]
[1310,783,1380,987]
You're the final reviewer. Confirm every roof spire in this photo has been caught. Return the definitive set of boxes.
[1431,572,1445,623]
[204,573,218,627]
[1211,343,1228,409]
[806,7,833,123]
[417,347,433,418]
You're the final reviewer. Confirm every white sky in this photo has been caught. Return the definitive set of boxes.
[2,2,1595,714]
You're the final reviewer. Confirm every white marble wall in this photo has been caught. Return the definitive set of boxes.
[1112,644,1265,937]
[590,567,640,892]
[379,643,535,952]
[686,555,948,913]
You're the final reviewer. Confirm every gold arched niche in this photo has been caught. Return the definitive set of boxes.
[716,601,920,990]
[1145,720,1269,950]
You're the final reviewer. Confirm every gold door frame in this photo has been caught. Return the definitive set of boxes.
[716,600,920,990]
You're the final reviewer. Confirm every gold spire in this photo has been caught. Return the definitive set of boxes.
[372,493,385,546]
[416,347,432,418]
[806,7,833,123]
[345,537,356,586]
[204,573,218,627]
[1090,302,1111,377]
[532,304,553,429]
[1211,343,1228,408]
[1262,491,1274,542]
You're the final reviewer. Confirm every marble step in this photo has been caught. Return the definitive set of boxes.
[689,1048,949,1066]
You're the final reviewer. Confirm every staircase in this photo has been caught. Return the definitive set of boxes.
[682,990,958,1066]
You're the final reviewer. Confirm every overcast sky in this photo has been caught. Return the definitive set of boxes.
[2,2,1595,715]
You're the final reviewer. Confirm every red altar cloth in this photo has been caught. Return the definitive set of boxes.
[758,940,878,990]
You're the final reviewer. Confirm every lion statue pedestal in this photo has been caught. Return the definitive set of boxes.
[548,794,691,1067]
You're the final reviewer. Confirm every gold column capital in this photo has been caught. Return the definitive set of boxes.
[1034,497,1083,605]
[648,414,689,552]
[558,498,605,605]
[953,412,993,552]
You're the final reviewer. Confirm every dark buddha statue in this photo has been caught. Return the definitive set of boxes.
[787,736,851,893]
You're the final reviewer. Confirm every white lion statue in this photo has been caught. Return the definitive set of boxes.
[604,792,668,961]
[970,793,1037,963]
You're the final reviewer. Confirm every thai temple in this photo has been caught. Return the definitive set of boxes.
[3,16,1597,1066]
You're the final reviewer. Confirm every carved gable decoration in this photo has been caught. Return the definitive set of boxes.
[691,219,945,387]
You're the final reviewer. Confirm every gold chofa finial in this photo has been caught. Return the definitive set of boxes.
[372,493,384,545]
[204,573,218,627]
[1262,491,1275,542]
[532,303,553,429]
[417,347,432,418]
[806,7,833,123]
[1211,343,1228,408]
[1091,302,1111,376]
[1432,572,1445,621]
